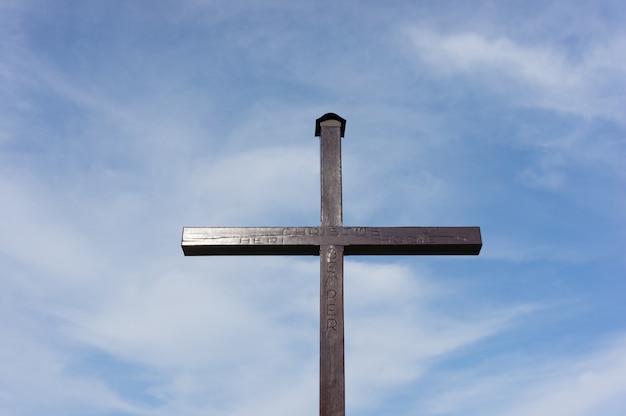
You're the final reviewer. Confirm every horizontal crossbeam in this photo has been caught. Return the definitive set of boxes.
[182,226,481,256]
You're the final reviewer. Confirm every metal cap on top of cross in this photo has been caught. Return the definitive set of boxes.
[182,113,482,416]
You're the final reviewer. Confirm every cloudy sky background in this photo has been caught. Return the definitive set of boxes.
[1,1,625,415]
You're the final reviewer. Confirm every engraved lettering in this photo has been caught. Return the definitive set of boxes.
[325,245,338,287]
[325,274,337,287]
[324,245,340,331]
[240,236,285,245]
[369,234,440,245]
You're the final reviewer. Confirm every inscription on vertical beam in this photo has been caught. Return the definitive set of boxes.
[324,245,339,331]
[320,244,345,416]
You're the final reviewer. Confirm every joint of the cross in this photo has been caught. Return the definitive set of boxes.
[315,113,346,137]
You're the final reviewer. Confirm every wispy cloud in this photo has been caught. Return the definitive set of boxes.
[405,28,626,123]
[0,298,147,415]
[343,261,540,412]
[417,334,626,416]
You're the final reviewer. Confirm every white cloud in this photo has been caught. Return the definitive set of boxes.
[0,302,146,415]
[406,28,626,123]
[408,30,575,88]
[343,261,539,412]
[47,257,320,415]
[501,335,626,416]
[188,144,318,224]
[404,26,626,208]
[417,334,626,416]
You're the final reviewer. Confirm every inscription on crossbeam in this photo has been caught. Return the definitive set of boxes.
[182,226,481,255]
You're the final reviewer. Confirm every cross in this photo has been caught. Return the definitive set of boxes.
[182,113,482,416]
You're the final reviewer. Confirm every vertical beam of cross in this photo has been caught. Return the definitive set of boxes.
[317,114,346,416]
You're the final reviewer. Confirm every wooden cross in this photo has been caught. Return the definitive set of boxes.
[182,113,482,416]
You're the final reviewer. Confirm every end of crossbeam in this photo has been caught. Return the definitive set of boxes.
[315,113,346,137]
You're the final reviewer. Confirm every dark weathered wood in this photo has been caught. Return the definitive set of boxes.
[320,244,344,416]
[181,113,482,416]
[318,118,345,416]
[182,226,482,256]
[320,117,344,226]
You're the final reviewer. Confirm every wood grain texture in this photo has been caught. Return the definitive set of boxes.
[182,226,482,256]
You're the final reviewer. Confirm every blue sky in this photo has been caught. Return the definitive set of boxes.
[1,1,625,415]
